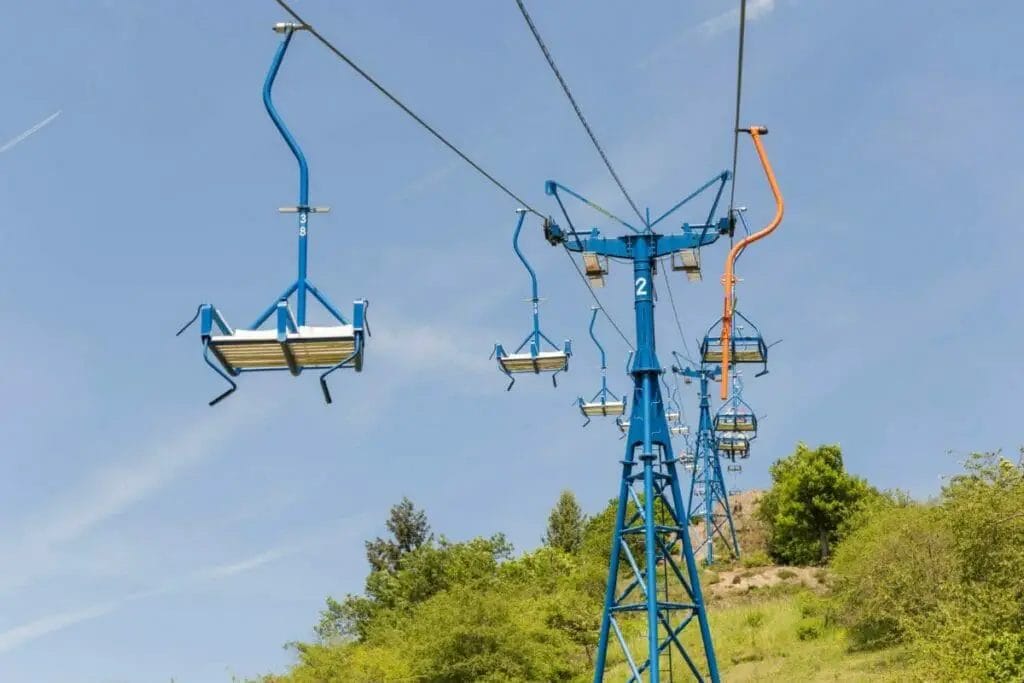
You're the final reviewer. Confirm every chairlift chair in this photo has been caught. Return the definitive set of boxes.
[713,125,783,398]
[700,309,768,371]
[179,23,366,406]
[493,210,571,390]
[577,308,626,425]
[714,393,758,434]
[716,432,751,458]
[727,464,743,473]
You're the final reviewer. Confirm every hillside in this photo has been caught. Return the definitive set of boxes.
[257,449,1024,682]
[603,488,915,681]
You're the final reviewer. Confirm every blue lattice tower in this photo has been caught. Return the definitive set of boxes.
[543,172,732,682]
[674,364,740,566]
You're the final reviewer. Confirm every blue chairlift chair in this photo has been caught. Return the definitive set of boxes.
[576,307,626,425]
[178,23,366,406]
[700,309,768,375]
[493,210,571,390]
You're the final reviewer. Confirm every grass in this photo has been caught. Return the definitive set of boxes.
[601,589,912,682]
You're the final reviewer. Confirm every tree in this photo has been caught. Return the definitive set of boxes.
[757,443,874,565]
[365,497,431,573]
[316,534,512,643]
[543,490,586,554]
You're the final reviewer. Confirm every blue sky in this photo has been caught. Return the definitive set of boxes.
[1,0,1021,680]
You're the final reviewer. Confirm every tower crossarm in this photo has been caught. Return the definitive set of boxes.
[542,178,732,258]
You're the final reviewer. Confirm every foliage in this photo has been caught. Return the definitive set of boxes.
[259,451,1024,681]
[830,500,950,648]
[543,490,587,554]
[364,497,431,574]
[740,549,771,568]
[316,533,512,642]
[830,451,1024,681]
[757,443,876,565]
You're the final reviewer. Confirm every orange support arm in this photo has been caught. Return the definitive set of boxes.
[720,126,784,399]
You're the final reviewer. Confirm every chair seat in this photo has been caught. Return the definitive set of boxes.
[497,351,569,374]
[714,416,757,432]
[581,400,626,417]
[701,338,766,364]
[210,325,357,372]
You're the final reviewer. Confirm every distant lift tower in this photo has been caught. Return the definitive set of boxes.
[673,362,741,566]
[544,170,732,682]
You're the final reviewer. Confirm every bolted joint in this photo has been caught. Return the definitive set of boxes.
[543,217,565,245]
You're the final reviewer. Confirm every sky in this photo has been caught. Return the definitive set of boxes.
[1,0,1021,680]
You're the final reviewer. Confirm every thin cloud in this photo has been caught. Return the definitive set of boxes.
[0,401,270,595]
[196,547,295,581]
[639,0,782,69]
[0,110,62,155]
[700,0,777,36]
[0,545,293,654]
[36,402,265,549]
[0,602,117,654]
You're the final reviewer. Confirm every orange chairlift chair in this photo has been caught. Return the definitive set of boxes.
[700,126,784,399]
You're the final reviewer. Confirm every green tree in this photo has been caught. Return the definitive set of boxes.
[364,497,431,573]
[316,534,512,642]
[543,490,587,554]
[757,443,874,565]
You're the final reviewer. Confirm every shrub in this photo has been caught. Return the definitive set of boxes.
[740,550,771,568]
[796,619,822,641]
[744,611,765,629]
[830,502,952,649]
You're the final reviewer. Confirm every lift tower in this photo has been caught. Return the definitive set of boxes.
[674,363,741,565]
[544,172,731,682]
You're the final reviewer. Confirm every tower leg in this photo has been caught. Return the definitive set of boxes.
[711,454,741,558]
[593,451,636,681]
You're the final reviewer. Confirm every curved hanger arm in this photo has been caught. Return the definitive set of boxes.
[588,307,607,371]
[720,126,784,398]
[264,25,309,206]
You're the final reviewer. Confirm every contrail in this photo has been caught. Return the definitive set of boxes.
[0,110,62,155]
